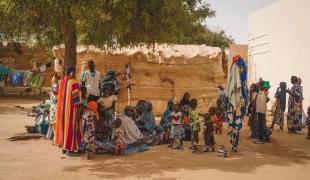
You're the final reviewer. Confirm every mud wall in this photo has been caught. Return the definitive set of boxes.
[54,45,226,115]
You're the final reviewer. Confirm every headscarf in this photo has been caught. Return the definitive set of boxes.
[142,101,156,133]
[65,67,75,76]
[276,82,287,111]
[87,101,99,121]
[160,99,174,128]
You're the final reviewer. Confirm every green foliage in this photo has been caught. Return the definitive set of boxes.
[0,0,216,46]
[0,0,232,65]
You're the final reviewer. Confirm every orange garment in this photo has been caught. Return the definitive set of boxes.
[54,78,66,147]
[212,115,223,133]
[183,115,190,126]
[232,55,241,63]
[87,101,99,122]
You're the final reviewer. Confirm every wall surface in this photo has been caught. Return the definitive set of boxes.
[53,45,226,115]
[248,0,310,111]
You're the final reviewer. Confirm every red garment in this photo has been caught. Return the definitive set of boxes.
[212,115,223,133]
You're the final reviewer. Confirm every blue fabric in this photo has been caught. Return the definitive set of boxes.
[65,67,75,75]
[160,109,172,128]
[125,144,149,155]
[12,72,24,86]
[276,82,287,111]
[142,101,156,133]
[235,58,248,118]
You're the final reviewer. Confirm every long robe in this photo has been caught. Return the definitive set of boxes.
[54,78,66,146]
[63,78,82,151]
[54,76,82,151]
[288,84,303,131]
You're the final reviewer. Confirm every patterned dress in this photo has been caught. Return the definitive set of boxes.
[81,110,97,152]
[288,84,303,131]
[81,109,116,153]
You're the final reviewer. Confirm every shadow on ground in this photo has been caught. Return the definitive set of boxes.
[63,129,310,179]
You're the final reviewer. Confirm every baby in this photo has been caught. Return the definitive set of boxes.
[113,118,126,155]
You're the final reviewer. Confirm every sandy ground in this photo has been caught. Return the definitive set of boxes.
[0,98,310,180]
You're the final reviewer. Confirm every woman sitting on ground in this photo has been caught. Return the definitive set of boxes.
[121,106,144,145]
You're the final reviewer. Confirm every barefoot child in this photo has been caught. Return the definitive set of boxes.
[189,99,200,149]
[170,103,184,149]
[113,118,126,155]
[203,113,215,152]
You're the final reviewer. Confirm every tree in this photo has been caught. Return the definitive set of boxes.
[0,0,216,67]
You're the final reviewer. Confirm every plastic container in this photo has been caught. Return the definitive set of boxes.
[35,124,49,135]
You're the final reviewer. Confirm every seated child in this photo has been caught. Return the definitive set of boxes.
[170,103,184,149]
[113,118,126,155]
[189,99,200,149]
[307,106,310,139]
[203,113,215,152]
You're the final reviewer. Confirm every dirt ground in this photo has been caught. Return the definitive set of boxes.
[0,98,310,180]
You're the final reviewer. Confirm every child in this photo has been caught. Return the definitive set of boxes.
[97,85,118,139]
[46,73,60,140]
[306,106,310,139]
[255,84,269,144]
[248,83,259,138]
[213,99,225,134]
[113,118,126,155]
[81,101,100,159]
[189,99,200,150]
[209,107,218,134]
[203,113,215,152]
[170,103,184,149]
[160,99,174,144]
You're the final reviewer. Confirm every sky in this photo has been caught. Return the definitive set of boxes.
[204,0,276,44]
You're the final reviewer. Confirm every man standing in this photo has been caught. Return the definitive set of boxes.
[81,60,101,101]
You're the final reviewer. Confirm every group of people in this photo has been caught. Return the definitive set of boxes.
[248,76,310,144]
[48,60,148,157]
[46,56,309,158]
[158,92,225,152]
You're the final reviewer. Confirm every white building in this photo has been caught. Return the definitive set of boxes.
[248,0,310,111]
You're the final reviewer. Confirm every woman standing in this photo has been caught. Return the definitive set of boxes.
[270,82,286,131]
[55,67,82,156]
[287,76,303,133]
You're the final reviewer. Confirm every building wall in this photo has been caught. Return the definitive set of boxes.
[248,0,310,111]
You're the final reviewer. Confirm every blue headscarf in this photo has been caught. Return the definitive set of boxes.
[276,82,287,111]
[235,57,248,117]
[65,67,75,76]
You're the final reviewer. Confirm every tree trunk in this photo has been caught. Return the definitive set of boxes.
[62,20,77,68]
[152,38,155,52]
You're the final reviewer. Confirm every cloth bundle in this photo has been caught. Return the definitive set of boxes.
[23,71,34,87]
[29,73,45,89]
[12,71,24,86]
